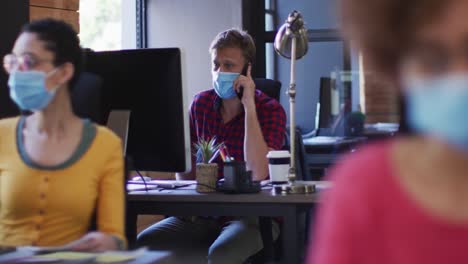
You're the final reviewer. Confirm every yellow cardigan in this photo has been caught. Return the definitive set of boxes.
[0,117,125,247]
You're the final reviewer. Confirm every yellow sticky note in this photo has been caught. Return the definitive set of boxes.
[96,253,136,263]
[30,249,145,263]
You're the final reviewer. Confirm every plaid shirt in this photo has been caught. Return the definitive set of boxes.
[189,89,286,177]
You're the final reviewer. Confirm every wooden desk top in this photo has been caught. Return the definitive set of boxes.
[128,181,330,204]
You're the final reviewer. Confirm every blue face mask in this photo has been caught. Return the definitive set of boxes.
[212,72,240,99]
[404,74,468,152]
[8,70,58,111]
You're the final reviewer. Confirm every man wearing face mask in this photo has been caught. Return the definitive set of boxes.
[137,29,286,263]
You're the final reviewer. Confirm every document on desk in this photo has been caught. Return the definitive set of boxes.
[127,180,195,191]
[22,248,147,263]
[365,122,399,132]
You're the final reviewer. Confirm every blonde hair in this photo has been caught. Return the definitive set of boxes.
[209,28,256,63]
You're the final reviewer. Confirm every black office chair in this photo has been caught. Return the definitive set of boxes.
[283,126,311,181]
[71,72,103,124]
[254,78,282,102]
[72,72,130,246]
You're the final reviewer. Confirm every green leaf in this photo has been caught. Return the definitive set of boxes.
[193,137,224,163]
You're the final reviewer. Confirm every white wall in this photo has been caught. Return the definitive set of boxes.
[146,0,242,102]
[122,0,137,49]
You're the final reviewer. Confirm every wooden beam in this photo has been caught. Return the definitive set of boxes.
[30,0,79,11]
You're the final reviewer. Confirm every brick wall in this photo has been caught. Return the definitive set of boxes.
[359,54,400,124]
[29,0,79,33]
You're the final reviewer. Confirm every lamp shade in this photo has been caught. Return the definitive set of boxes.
[274,10,309,60]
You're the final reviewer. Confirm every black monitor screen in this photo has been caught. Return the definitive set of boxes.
[83,48,191,173]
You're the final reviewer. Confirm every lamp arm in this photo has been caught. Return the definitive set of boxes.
[288,36,297,182]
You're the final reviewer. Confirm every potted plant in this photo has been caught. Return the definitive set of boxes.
[193,137,223,193]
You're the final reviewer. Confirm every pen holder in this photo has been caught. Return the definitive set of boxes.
[217,161,260,193]
[223,161,251,189]
[196,163,218,193]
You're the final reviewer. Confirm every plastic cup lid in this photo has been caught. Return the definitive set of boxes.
[266,150,291,158]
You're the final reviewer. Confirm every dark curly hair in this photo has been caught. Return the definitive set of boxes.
[339,0,452,80]
[21,18,82,90]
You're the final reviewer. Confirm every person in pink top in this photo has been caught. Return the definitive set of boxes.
[307,0,468,263]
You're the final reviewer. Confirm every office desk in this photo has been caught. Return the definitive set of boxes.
[303,137,366,179]
[126,181,329,264]
[0,247,171,264]
[303,128,397,179]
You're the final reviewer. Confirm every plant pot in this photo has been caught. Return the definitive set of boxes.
[196,163,218,193]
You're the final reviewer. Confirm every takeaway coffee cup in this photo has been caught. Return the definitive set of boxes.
[266,150,290,184]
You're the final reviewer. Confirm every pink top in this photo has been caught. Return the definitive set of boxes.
[307,140,468,264]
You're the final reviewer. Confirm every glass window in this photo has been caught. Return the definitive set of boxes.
[276,0,338,30]
[79,0,123,51]
[265,0,276,31]
[265,43,276,80]
[265,13,275,31]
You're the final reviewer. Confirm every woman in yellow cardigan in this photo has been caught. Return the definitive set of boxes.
[0,19,125,251]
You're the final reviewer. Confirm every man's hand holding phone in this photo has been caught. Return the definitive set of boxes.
[233,63,256,108]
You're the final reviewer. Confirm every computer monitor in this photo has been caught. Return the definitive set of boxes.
[318,77,333,129]
[83,48,191,173]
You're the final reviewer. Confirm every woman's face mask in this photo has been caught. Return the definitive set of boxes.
[8,68,60,111]
[403,74,468,152]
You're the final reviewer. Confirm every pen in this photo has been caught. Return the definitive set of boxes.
[224,145,234,161]
[220,145,234,162]
[219,147,227,162]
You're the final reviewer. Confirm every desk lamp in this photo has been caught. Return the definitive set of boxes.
[274,10,314,194]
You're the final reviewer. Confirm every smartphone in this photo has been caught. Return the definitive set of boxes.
[237,64,249,100]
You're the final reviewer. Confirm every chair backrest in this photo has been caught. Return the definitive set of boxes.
[254,78,281,101]
[78,72,129,242]
[106,110,131,154]
[71,72,103,124]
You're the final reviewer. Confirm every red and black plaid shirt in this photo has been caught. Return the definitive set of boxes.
[189,89,286,177]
